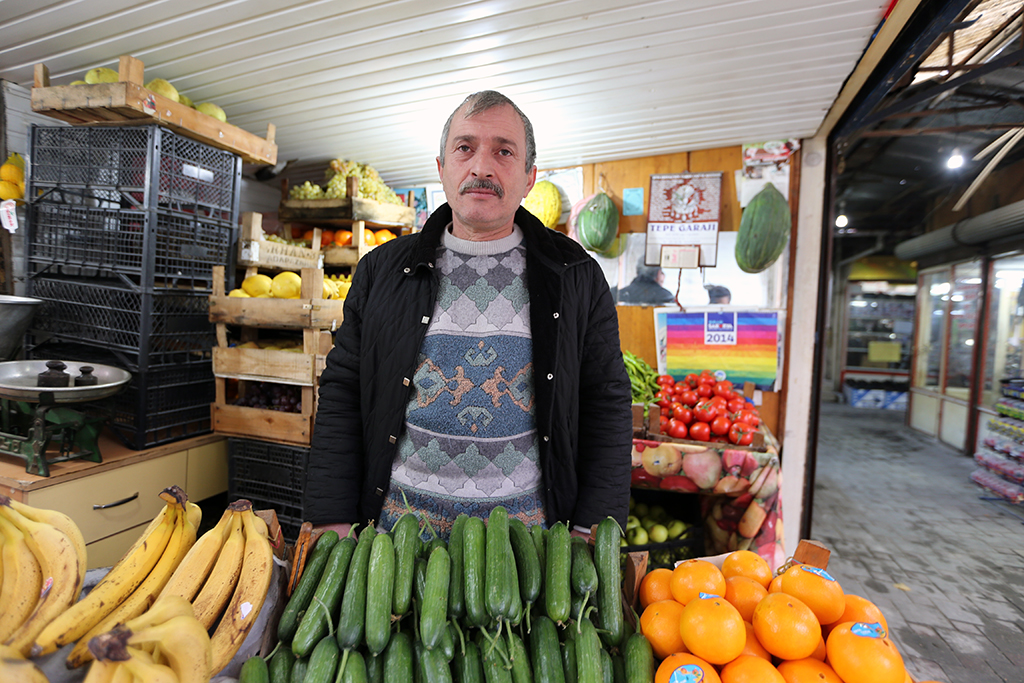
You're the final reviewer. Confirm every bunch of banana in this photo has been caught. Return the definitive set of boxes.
[0,644,48,683]
[327,272,352,299]
[32,486,200,667]
[82,595,211,683]
[0,494,87,656]
[157,499,273,677]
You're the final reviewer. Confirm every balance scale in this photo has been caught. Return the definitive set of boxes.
[0,360,132,477]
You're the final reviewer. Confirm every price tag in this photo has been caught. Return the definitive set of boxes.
[0,200,18,233]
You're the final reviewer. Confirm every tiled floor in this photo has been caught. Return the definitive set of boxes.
[812,401,1024,683]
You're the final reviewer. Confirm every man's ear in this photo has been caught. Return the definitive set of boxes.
[522,165,537,199]
[436,156,443,181]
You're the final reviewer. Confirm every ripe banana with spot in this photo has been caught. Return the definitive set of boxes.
[31,493,179,655]
[68,502,197,668]
[126,614,212,683]
[0,499,85,656]
[121,646,180,683]
[208,503,273,676]
[159,506,235,603]
[0,643,48,683]
[190,511,244,629]
[0,511,42,642]
[6,496,87,599]
[83,658,120,683]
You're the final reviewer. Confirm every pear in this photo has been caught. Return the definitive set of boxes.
[84,67,119,84]
[145,78,179,103]
[196,102,227,123]
[178,93,194,108]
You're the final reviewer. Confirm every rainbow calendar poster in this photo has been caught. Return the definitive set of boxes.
[655,309,780,389]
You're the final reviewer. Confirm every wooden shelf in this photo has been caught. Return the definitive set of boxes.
[237,213,324,272]
[31,55,277,165]
[279,197,414,228]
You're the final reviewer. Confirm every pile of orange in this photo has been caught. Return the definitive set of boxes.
[638,550,940,683]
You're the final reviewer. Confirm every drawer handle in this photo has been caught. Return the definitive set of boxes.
[93,492,139,510]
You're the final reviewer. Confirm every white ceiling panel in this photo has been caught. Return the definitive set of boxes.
[0,0,890,187]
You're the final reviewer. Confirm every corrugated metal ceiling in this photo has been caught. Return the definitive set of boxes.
[1,0,889,187]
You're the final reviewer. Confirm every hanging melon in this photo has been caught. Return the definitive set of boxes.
[523,180,563,228]
[735,183,791,273]
[577,192,620,253]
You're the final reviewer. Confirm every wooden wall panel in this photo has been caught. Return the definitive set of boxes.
[615,305,658,368]
[689,145,742,233]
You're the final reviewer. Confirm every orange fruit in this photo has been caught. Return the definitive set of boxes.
[320,230,335,247]
[738,621,771,661]
[656,653,721,683]
[363,228,376,246]
[670,560,727,606]
[640,599,687,660]
[375,229,397,243]
[640,568,675,610]
[720,655,785,683]
[721,550,773,589]
[752,593,821,661]
[780,565,845,625]
[724,575,768,622]
[333,230,353,246]
[302,229,315,243]
[826,594,888,633]
[768,574,785,593]
[679,594,746,665]
[776,658,843,683]
[810,631,827,661]
[826,622,905,683]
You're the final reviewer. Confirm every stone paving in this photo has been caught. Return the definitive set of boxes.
[812,401,1024,683]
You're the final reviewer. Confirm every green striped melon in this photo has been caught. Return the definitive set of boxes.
[577,192,619,253]
[736,183,790,273]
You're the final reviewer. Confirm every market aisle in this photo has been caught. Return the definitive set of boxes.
[811,401,1024,683]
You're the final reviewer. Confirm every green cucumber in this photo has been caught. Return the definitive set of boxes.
[530,525,546,573]
[290,658,308,683]
[622,632,654,683]
[305,634,340,683]
[420,546,451,650]
[391,514,419,617]
[269,647,295,683]
[507,632,533,683]
[570,537,598,597]
[414,557,428,606]
[480,630,513,683]
[239,656,269,683]
[508,519,541,605]
[340,651,368,683]
[383,631,414,683]
[447,514,468,620]
[365,532,397,656]
[599,650,613,683]
[440,621,456,661]
[506,544,522,624]
[561,640,578,683]
[417,641,454,683]
[485,506,511,621]
[529,616,565,683]
[337,526,375,651]
[593,518,624,648]
[366,653,384,683]
[611,653,626,683]
[545,523,571,625]
[292,535,356,657]
[463,516,487,627]
[576,617,602,683]
[278,531,340,643]
[452,640,485,683]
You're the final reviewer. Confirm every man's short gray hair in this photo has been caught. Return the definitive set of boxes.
[439,90,536,171]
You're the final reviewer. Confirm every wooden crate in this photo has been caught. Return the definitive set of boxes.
[237,213,324,272]
[212,383,316,446]
[31,55,277,165]
[208,265,345,330]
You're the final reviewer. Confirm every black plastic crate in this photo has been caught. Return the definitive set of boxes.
[28,276,214,355]
[27,339,211,376]
[229,438,308,541]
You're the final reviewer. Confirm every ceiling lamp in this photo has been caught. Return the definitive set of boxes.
[835,214,849,228]
[947,148,964,169]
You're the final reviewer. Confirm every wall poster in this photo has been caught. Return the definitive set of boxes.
[646,172,722,268]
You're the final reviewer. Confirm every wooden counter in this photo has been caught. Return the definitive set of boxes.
[0,431,228,569]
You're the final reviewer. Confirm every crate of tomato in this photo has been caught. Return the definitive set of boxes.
[651,371,763,447]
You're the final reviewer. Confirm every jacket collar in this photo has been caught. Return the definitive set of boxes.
[407,203,589,274]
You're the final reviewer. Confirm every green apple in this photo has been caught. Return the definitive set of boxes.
[666,519,689,539]
[633,502,649,518]
[620,537,628,547]
[626,515,641,531]
[649,504,667,522]
[625,526,648,546]
[641,516,658,530]
[648,524,669,543]
[628,497,636,511]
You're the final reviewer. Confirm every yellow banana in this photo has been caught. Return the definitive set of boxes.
[111,663,133,683]
[208,506,273,676]
[83,659,121,683]
[0,512,43,642]
[158,507,235,603]
[6,497,87,599]
[0,644,48,683]
[184,501,202,531]
[31,502,177,656]
[0,521,6,592]
[125,595,195,633]
[190,511,244,629]
[122,646,180,683]
[67,507,197,668]
[0,501,84,656]
[126,615,212,683]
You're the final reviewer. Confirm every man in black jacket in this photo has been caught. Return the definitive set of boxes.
[306,91,633,539]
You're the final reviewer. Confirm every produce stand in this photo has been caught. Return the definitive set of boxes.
[30,56,277,165]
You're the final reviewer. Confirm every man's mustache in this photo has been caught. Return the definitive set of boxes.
[459,178,504,198]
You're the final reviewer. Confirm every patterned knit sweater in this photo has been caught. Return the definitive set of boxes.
[377,225,545,538]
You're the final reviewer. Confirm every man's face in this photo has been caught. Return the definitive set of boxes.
[437,103,536,240]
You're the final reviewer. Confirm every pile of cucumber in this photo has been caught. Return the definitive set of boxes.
[240,508,656,683]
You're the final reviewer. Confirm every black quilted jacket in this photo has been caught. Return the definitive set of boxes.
[305,203,633,529]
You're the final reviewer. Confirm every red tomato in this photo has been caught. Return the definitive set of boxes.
[710,395,728,409]
[656,374,675,387]
[666,419,688,440]
[659,414,669,429]
[673,405,694,425]
[672,384,689,397]
[678,390,699,407]
[688,421,711,441]
[729,421,755,445]
[693,400,718,423]
[727,398,747,414]
[655,394,672,410]
[711,415,732,436]
[713,380,734,397]
[684,373,700,388]
[736,410,760,427]
[711,436,730,444]
[696,383,713,398]
[700,369,714,379]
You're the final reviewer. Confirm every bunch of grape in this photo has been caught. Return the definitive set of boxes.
[323,158,404,205]
[265,234,309,247]
[289,180,325,200]
[233,381,303,413]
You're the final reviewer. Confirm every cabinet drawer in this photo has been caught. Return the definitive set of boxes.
[187,439,229,502]
[26,451,187,545]
[85,520,149,570]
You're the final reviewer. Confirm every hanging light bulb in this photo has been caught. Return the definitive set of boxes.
[947,148,964,169]
[835,214,849,228]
